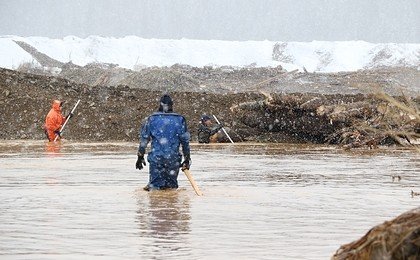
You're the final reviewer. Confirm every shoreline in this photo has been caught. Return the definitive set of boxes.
[0,66,419,149]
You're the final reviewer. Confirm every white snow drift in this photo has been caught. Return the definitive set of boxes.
[0,35,418,72]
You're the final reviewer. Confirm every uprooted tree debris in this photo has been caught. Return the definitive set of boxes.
[232,90,419,148]
[332,207,420,259]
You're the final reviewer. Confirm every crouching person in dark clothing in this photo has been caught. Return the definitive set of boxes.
[197,115,223,143]
[135,94,191,191]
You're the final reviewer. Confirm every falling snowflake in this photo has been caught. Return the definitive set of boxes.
[159,137,168,145]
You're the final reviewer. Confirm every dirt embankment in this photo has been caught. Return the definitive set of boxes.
[2,40,420,148]
[1,66,419,147]
[0,67,263,142]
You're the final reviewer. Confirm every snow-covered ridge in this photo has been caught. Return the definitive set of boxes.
[0,35,419,72]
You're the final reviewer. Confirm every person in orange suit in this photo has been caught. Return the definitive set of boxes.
[44,100,72,142]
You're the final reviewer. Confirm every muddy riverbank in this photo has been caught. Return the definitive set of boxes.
[0,65,419,147]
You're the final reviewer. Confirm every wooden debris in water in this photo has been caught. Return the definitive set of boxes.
[392,175,401,182]
[412,190,420,197]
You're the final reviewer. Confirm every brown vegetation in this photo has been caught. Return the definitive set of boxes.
[332,207,420,259]
[232,91,419,148]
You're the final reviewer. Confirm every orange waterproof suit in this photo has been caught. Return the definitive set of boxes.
[44,100,66,141]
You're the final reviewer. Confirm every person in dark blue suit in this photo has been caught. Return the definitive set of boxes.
[135,94,191,191]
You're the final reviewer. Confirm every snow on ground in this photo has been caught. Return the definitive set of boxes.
[0,35,419,72]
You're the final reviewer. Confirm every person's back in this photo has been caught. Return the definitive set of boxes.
[144,112,189,162]
[44,100,66,141]
[136,94,191,190]
[197,123,212,143]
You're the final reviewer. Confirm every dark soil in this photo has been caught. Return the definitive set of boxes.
[0,67,263,142]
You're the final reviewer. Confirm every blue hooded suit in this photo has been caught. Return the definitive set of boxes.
[138,111,190,189]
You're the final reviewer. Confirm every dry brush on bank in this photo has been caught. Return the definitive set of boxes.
[232,88,419,149]
[332,207,420,260]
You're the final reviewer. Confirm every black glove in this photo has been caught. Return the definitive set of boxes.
[135,152,146,170]
[181,154,191,170]
[66,113,73,119]
[54,130,61,137]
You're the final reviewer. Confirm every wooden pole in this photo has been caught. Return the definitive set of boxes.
[182,169,203,196]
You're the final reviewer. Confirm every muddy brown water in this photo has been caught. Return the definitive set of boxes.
[0,141,418,259]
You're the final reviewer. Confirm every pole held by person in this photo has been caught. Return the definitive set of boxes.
[212,115,234,143]
[182,167,203,196]
[54,99,80,142]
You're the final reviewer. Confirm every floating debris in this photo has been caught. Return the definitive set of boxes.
[392,175,402,182]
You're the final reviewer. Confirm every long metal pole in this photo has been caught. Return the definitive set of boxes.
[54,99,80,142]
[212,115,234,144]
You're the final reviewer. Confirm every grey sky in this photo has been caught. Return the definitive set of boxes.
[0,0,418,42]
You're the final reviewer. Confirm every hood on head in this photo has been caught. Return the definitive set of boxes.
[158,94,173,112]
[52,100,62,111]
[201,115,211,123]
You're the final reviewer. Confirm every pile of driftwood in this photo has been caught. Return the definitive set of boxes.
[332,207,420,259]
[232,89,419,148]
